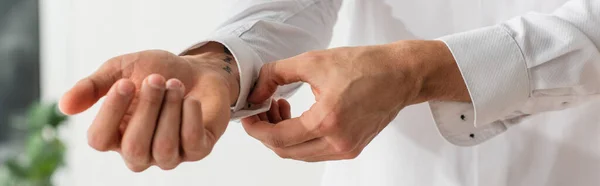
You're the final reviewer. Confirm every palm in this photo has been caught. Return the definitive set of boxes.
[60,48,237,171]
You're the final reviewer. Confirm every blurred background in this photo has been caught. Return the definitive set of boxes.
[0,0,352,185]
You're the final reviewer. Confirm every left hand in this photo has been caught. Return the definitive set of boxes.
[60,43,241,171]
[241,40,470,162]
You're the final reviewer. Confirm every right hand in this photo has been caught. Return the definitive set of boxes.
[241,41,467,162]
[59,43,240,172]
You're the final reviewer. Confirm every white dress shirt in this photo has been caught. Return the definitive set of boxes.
[182,0,600,185]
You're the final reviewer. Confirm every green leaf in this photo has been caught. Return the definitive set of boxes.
[3,158,27,179]
[26,102,67,130]
[47,103,67,128]
[25,132,45,162]
[3,101,68,185]
[27,102,51,131]
[27,139,65,181]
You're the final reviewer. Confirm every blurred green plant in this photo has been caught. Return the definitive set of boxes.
[0,102,68,186]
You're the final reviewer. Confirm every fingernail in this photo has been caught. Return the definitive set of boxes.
[117,80,135,96]
[146,74,165,89]
[166,79,182,90]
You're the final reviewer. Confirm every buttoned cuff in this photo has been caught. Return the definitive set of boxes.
[180,35,271,121]
[430,25,530,146]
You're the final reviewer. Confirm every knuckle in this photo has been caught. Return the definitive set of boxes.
[87,131,112,152]
[342,150,362,160]
[260,63,273,76]
[122,143,150,163]
[126,164,148,173]
[152,139,179,162]
[266,136,286,148]
[272,148,291,159]
[157,162,179,171]
[185,150,211,162]
[181,132,203,152]
[105,55,126,69]
[181,139,211,162]
[332,139,355,154]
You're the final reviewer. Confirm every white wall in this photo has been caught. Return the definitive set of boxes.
[40,0,352,186]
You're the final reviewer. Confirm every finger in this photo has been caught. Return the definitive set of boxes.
[272,138,330,160]
[300,136,371,162]
[258,112,268,121]
[300,150,361,162]
[267,100,282,123]
[181,97,210,161]
[59,56,127,115]
[121,74,166,171]
[181,74,233,161]
[152,79,184,170]
[277,99,292,120]
[243,98,336,148]
[242,117,319,148]
[241,115,260,125]
[87,79,135,152]
[301,154,349,162]
[248,56,316,104]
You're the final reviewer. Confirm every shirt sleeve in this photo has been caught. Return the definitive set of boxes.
[180,0,342,120]
[432,0,600,146]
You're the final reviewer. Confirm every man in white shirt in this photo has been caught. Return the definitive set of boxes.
[59,0,600,185]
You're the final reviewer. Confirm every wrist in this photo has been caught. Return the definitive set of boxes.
[391,40,471,104]
[182,42,241,106]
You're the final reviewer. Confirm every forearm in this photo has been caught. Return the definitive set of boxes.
[384,40,471,105]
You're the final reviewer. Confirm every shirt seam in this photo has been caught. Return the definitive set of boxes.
[498,24,533,99]
[236,0,330,60]
[237,0,319,36]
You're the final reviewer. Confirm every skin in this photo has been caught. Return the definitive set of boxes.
[59,42,240,172]
[241,40,470,162]
[60,39,468,171]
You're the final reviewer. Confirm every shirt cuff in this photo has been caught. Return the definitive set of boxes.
[180,35,271,121]
[429,25,530,146]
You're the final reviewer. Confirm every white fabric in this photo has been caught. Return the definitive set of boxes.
[183,0,600,185]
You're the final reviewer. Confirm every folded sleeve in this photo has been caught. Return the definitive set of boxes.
[180,0,342,120]
[432,0,600,146]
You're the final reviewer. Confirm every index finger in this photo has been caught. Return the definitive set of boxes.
[87,79,135,151]
[248,54,318,104]
[183,74,233,149]
[242,100,330,148]
[242,117,319,148]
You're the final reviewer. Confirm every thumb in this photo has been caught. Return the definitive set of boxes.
[59,58,124,115]
[248,58,313,104]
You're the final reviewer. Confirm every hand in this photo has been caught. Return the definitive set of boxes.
[242,40,469,162]
[250,99,293,124]
[59,42,240,171]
